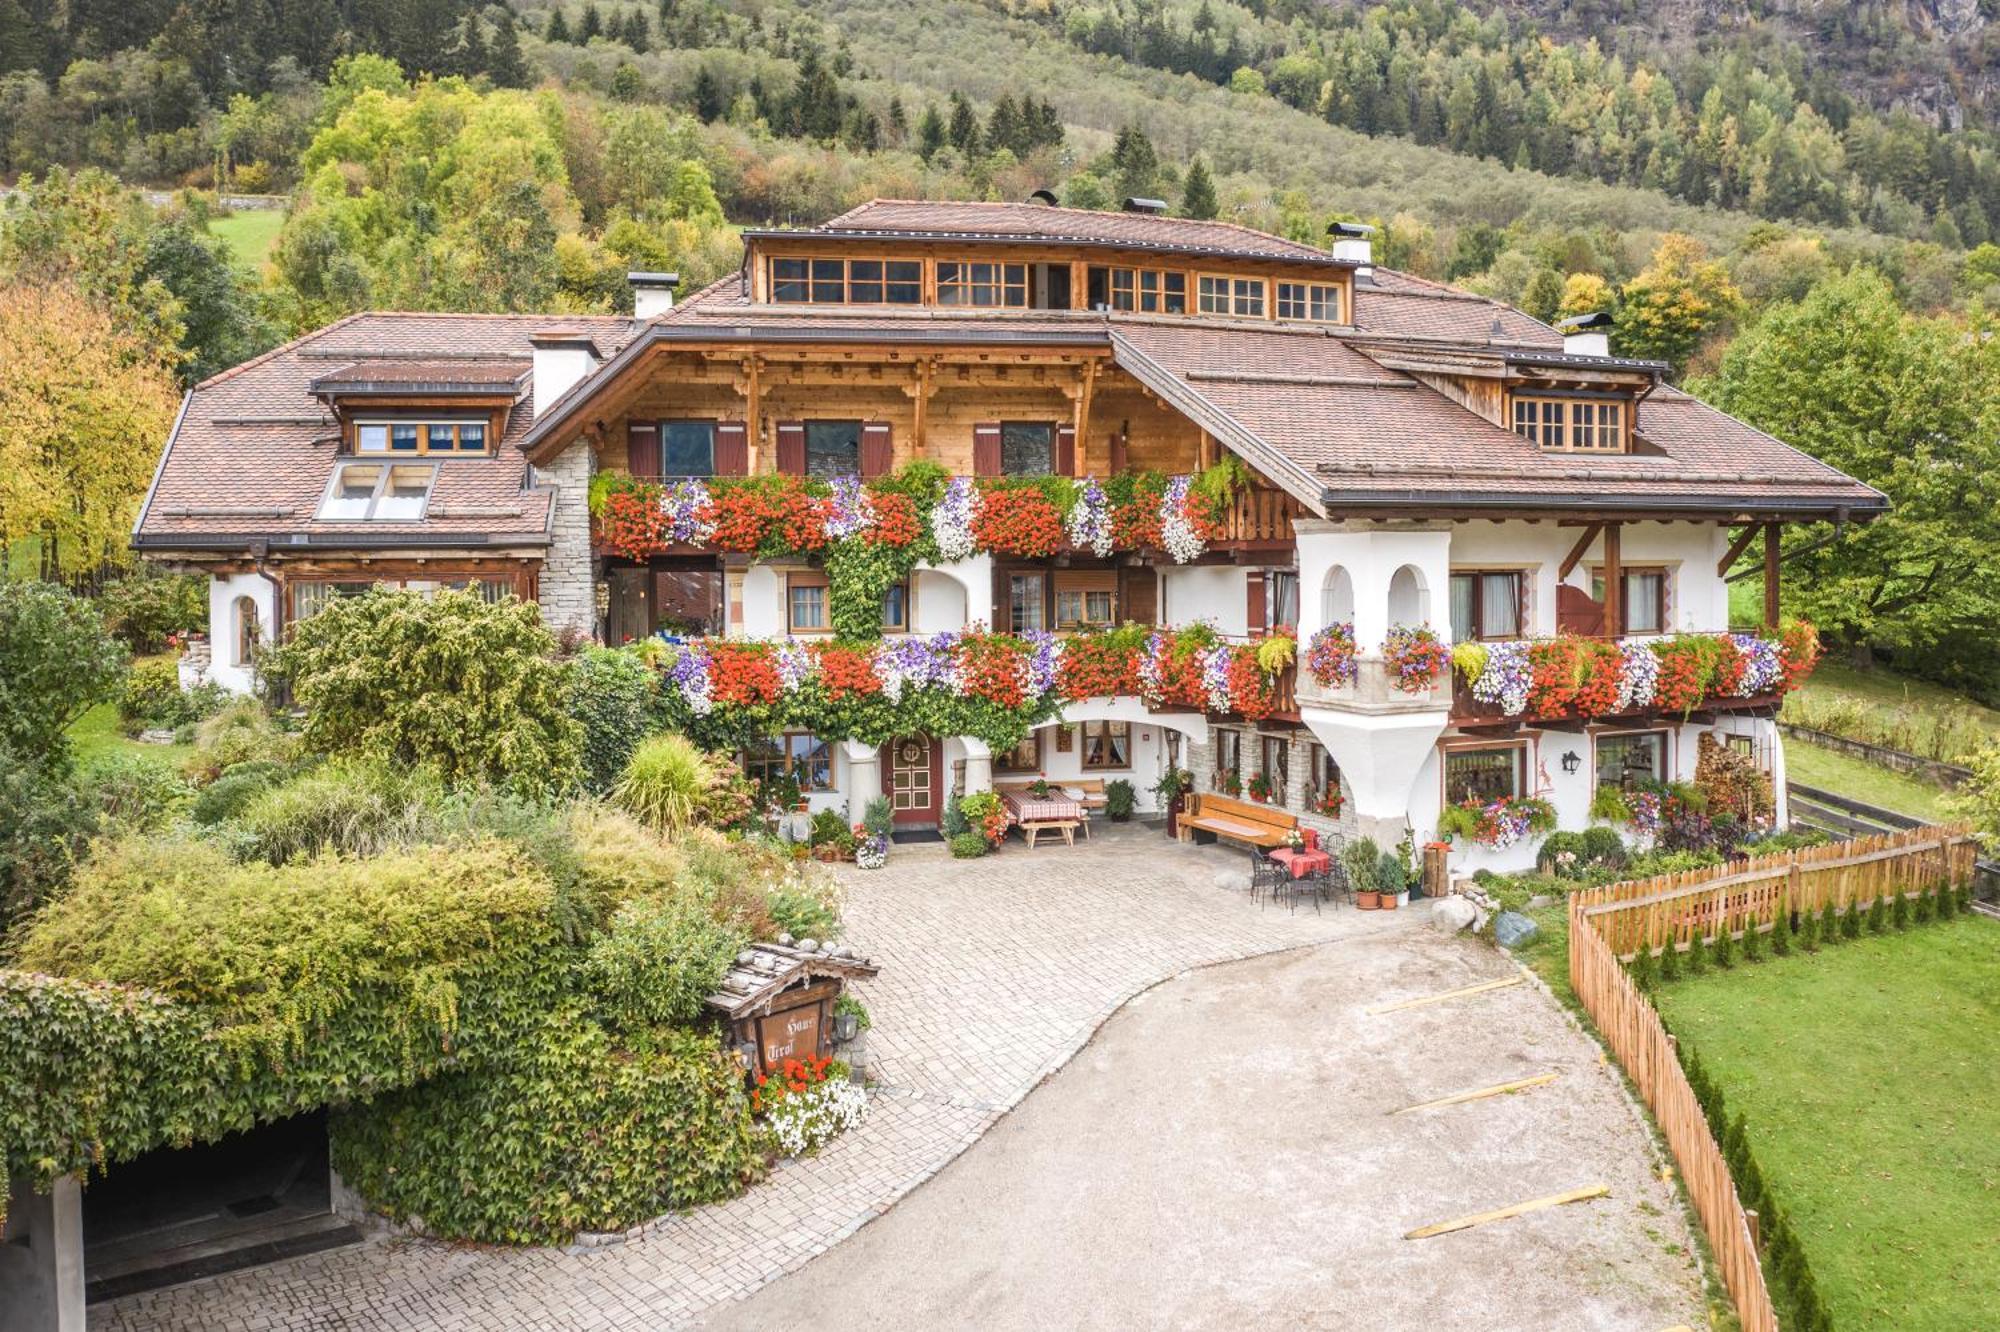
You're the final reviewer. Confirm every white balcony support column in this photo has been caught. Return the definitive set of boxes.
[960,738,993,796]
[1301,705,1448,849]
[1294,522,1452,652]
[842,740,881,825]
[1,1173,85,1332]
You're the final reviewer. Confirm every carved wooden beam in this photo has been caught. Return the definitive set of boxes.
[1558,523,1601,580]
[1716,523,1761,577]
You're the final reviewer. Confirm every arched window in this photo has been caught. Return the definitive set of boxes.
[233,596,260,666]
[1320,565,1355,627]
[1386,564,1429,628]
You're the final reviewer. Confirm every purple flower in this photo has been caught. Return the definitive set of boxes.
[1201,643,1233,712]
[1470,640,1532,714]
[1066,478,1113,557]
[1138,631,1167,703]
[930,477,979,562]
[658,479,714,545]
[875,632,958,701]
[1019,630,1060,698]
[1731,633,1782,696]
[667,642,713,716]
[775,640,814,691]
[1617,641,1660,711]
[824,475,875,541]
[1160,475,1207,564]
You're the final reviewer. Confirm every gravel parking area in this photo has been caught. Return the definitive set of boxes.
[702,923,1708,1331]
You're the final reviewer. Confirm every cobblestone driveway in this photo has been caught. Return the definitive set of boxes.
[98,825,1403,1331]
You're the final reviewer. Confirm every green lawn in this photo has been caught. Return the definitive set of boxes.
[208,208,285,271]
[1783,740,1952,823]
[1655,918,2000,1330]
[68,700,194,767]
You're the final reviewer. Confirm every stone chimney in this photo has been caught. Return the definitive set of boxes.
[628,271,680,321]
[528,329,601,419]
[1557,311,1614,358]
[1326,221,1375,277]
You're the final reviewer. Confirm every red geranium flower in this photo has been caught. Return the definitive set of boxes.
[708,642,783,706]
[971,487,1065,558]
[817,644,884,699]
[865,491,921,547]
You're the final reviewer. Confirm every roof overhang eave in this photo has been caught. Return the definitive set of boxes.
[1315,487,1890,523]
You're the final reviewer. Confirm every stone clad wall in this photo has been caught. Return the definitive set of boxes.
[534,442,596,638]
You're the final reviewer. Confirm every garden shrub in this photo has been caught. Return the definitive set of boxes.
[1657,938,1682,982]
[948,831,988,859]
[80,752,194,831]
[96,570,206,654]
[563,803,689,927]
[613,733,710,835]
[768,881,843,939]
[1741,918,1764,961]
[809,808,856,857]
[1711,924,1736,968]
[1578,825,1626,867]
[567,645,657,792]
[694,753,758,831]
[190,760,291,826]
[232,759,445,865]
[261,588,583,796]
[1866,894,1889,933]
[1104,779,1136,820]
[0,581,127,769]
[941,798,970,837]
[584,896,746,1029]
[330,1013,763,1245]
[182,698,298,783]
[861,796,893,839]
[117,658,226,732]
[0,749,98,932]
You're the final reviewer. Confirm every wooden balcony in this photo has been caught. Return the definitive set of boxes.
[1447,638,1786,730]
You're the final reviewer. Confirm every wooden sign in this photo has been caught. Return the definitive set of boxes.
[758,1002,822,1068]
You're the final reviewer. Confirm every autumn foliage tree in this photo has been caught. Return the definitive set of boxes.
[0,280,181,577]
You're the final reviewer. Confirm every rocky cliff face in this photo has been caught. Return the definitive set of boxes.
[1459,0,1996,129]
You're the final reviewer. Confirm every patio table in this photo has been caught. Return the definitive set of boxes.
[1268,847,1331,880]
[1002,792,1085,848]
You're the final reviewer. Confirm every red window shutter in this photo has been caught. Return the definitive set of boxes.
[1056,424,1077,477]
[973,422,1003,476]
[860,421,894,478]
[714,421,748,475]
[1109,430,1129,474]
[626,421,660,478]
[776,421,807,476]
[1246,570,1266,634]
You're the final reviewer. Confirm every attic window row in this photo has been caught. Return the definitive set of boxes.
[355,419,489,455]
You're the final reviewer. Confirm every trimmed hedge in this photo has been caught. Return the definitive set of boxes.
[3,839,566,1189]
[330,1014,764,1244]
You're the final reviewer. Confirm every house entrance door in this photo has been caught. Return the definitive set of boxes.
[882,735,941,825]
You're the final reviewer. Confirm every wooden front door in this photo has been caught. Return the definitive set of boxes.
[882,735,941,825]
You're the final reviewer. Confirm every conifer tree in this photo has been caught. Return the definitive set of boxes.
[1658,936,1682,982]
[545,8,572,43]
[1712,924,1735,969]
[885,95,907,143]
[946,91,981,156]
[1819,899,1839,942]
[1110,123,1160,199]
[579,2,603,44]
[917,104,946,162]
[1892,886,1910,929]
[623,10,649,52]
[1770,900,1793,955]
[1181,154,1218,219]
[489,11,529,88]
[985,93,1021,156]
[1684,929,1709,974]
[692,67,723,123]
[1742,918,1764,961]
[455,14,488,80]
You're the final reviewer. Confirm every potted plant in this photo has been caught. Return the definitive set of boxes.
[854,829,888,870]
[1313,786,1344,818]
[1247,771,1272,804]
[1105,778,1136,822]
[1222,770,1243,797]
[1030,777,1053,798]
[1153,767,1193,837]
[1342,837,1382,909]
[1376,848,1407,909]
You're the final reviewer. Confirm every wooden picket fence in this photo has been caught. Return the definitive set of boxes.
[1566,825,1977,1332]
[1576,824,1977,960]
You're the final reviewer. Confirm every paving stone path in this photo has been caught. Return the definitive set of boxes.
[97,825,1404,1331]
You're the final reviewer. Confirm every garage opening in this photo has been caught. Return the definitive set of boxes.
[82,1110,361,1304]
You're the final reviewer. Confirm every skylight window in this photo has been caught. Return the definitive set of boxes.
[317,462,437,521]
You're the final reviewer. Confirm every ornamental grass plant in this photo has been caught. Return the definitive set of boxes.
[613,733,711,836]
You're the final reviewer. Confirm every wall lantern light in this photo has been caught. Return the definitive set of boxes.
[1560,750,1581,775]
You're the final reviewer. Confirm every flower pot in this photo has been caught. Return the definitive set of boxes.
[1355,890,1381,910]
[1394,890,1410,908]
[1166,793,1185,838]
[1381,891,1399,911]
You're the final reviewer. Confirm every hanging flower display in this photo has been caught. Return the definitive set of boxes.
[956,634,1031,708]
[1066,477,1114,557]
[1018,630,1060,699]
[1059,632,1145,698]
[1615,640,1660,712]
[659,479,716,546]
[1304,621,1358,689]
[1111,495,1163,550]
[972,486,1066,558]
[1525,636,1588,715]
[816,644,883,698]
[874,633,958,702]
[774,640,814,691]
[1568,639,1624,716]
[1381,624,1451,693]
[1199,643,1234,712]
[596,489,675,560]
[1227,649,1276,720]
[707,642,783,706]
[1159,475,1215,564]
[865,491,921,548]
[1137,631,1167,702]
[1730,632,1784,696]
[1469,640,1532,714]
[822,475,875,541]
[930,476,979,561]
[666,642,714,716]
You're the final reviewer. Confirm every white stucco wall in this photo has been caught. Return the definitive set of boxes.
[1443,519,1733,636]
[206,572,276,694]
[1160,565,1248,635]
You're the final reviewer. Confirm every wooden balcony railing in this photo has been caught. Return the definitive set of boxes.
[1447,634,1786,728]
[1216,487,1301,546]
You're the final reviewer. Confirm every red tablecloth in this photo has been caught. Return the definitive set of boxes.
[1269,848,1331,880]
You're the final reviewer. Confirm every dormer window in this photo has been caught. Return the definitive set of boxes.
[354,418,489,455]
[1511,395,1627,453]
[318,462,437,521]
[937,261,1028,308]
[1198,275,1265,317]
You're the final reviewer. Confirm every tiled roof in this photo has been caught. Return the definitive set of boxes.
[1350,269,1562,348]
[770,199,1348,265]
[1108,322,1885,517]
[138,314,636,550]
[307,359,531,394]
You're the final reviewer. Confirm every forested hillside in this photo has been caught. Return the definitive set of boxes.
[3,0,2000,696]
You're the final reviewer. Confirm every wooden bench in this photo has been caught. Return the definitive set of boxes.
[1179,792,1297,849]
